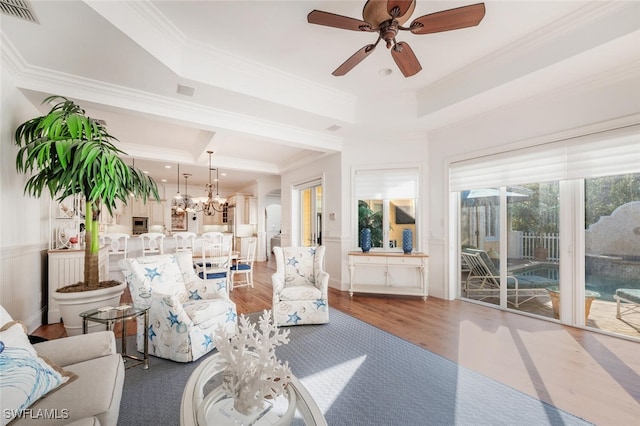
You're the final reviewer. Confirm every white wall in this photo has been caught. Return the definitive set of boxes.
[280,153,342,289]
[427,69,640,299]
[1,74,50,330]
[339,135,429,291]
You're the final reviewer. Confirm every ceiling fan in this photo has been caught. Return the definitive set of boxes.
[307,1,486,77]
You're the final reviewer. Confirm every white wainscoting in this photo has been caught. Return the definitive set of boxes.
[0,242,48,333]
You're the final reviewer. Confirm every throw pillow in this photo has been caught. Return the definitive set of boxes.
[134,255,189,303]
[0,322,75,426]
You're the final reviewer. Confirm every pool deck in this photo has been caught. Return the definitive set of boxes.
[463,258,640,339]
[503,294,639,339]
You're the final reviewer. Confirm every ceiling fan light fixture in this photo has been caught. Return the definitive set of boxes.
[308,1,486,77]
[378,68,393,77]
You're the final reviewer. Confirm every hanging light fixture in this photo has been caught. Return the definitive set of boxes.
[196,150,226,216]
[182,174,196,212]
[171,164,196,213]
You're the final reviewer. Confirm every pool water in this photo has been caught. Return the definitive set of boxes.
[515,265,640,302]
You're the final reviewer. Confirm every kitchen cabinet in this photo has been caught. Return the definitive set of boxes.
[228,194,256,225]
[235,236,255,258]
[246,197,257,225]
[131,197,148,217]
[149,201,166,226]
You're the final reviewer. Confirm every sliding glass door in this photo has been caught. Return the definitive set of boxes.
[451,126,640,340]
[584,173,640,334]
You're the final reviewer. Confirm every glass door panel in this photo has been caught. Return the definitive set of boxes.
[506,182,559,318]
[300,185,322,247]
[584,173,640,336]
[460,188,501,307]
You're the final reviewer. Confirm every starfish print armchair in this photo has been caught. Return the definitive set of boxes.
[119,252,237,362]
[272,246,329,326]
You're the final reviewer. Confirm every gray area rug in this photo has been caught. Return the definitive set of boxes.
[119,308,590,425]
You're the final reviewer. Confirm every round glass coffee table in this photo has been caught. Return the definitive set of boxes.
[180,353,326,426]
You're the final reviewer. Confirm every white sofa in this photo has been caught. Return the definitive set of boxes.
[0,305,124,426]
[119,252,237,362]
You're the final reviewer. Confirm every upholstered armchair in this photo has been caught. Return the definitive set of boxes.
[271,246,329,326]
[119,252,237,362]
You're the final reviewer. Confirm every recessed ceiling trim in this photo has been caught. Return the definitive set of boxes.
[2,42,344,153]
[86,0,357,125]
[417,1,640,118]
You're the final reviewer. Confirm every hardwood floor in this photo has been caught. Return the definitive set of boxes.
[33,257,640,425]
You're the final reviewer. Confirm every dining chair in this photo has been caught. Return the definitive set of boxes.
[194,239,232,291]
[230,237,257,290]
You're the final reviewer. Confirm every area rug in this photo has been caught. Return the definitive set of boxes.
[119,308,590,425]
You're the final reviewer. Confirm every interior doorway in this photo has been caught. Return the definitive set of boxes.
[295,179,323,247]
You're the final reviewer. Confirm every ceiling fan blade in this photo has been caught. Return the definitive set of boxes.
[410,3,486,35]
[387,0,415,19]
[391,41,422,77]
[332,44,377,76]
[308,10,372,32]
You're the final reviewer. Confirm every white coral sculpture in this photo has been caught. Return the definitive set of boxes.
[214,310,292,415]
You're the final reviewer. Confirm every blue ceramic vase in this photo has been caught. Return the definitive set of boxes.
[360,228,372,253]
[402,229,413,254]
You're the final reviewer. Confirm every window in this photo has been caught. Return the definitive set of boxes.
[354,167,419,251]
[451,125,640,339]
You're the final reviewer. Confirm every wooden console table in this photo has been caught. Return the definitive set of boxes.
[348,251,429,300]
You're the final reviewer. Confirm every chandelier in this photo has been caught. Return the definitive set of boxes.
[196,150,227,216]
[171,165,197,213]
[171,151,226,215]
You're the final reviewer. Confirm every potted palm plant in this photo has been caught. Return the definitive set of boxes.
[14,96,159,335]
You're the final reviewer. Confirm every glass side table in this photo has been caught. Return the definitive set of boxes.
[80,305,149,370]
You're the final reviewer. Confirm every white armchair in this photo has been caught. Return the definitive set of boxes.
[271,246,329,326]
[119,252,237,362]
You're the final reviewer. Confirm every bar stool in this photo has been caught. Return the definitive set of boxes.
[139,232,165,256]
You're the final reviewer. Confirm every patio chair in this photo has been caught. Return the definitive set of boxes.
[614,288,640,326]
[461,248,554,307]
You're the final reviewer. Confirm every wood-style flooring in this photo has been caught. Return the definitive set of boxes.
[33,257,640,425]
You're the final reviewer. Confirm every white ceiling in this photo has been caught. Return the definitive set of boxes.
[2,0,639,193]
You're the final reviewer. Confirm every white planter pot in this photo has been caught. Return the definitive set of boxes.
[52,282,126,336]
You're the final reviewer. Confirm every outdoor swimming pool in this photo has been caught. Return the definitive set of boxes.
[515,264,640,302]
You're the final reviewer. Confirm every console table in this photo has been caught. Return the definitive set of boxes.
[348,251,429,300]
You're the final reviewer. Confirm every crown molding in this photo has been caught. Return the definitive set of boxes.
[117,141,280,175]
[85,0,357,124]
[2,37,343,154]
[416,1,640,118]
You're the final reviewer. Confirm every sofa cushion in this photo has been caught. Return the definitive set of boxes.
[279,285,322,301]
[20,353,124,426]
[0,322,75,426]
[183,300,230,326]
